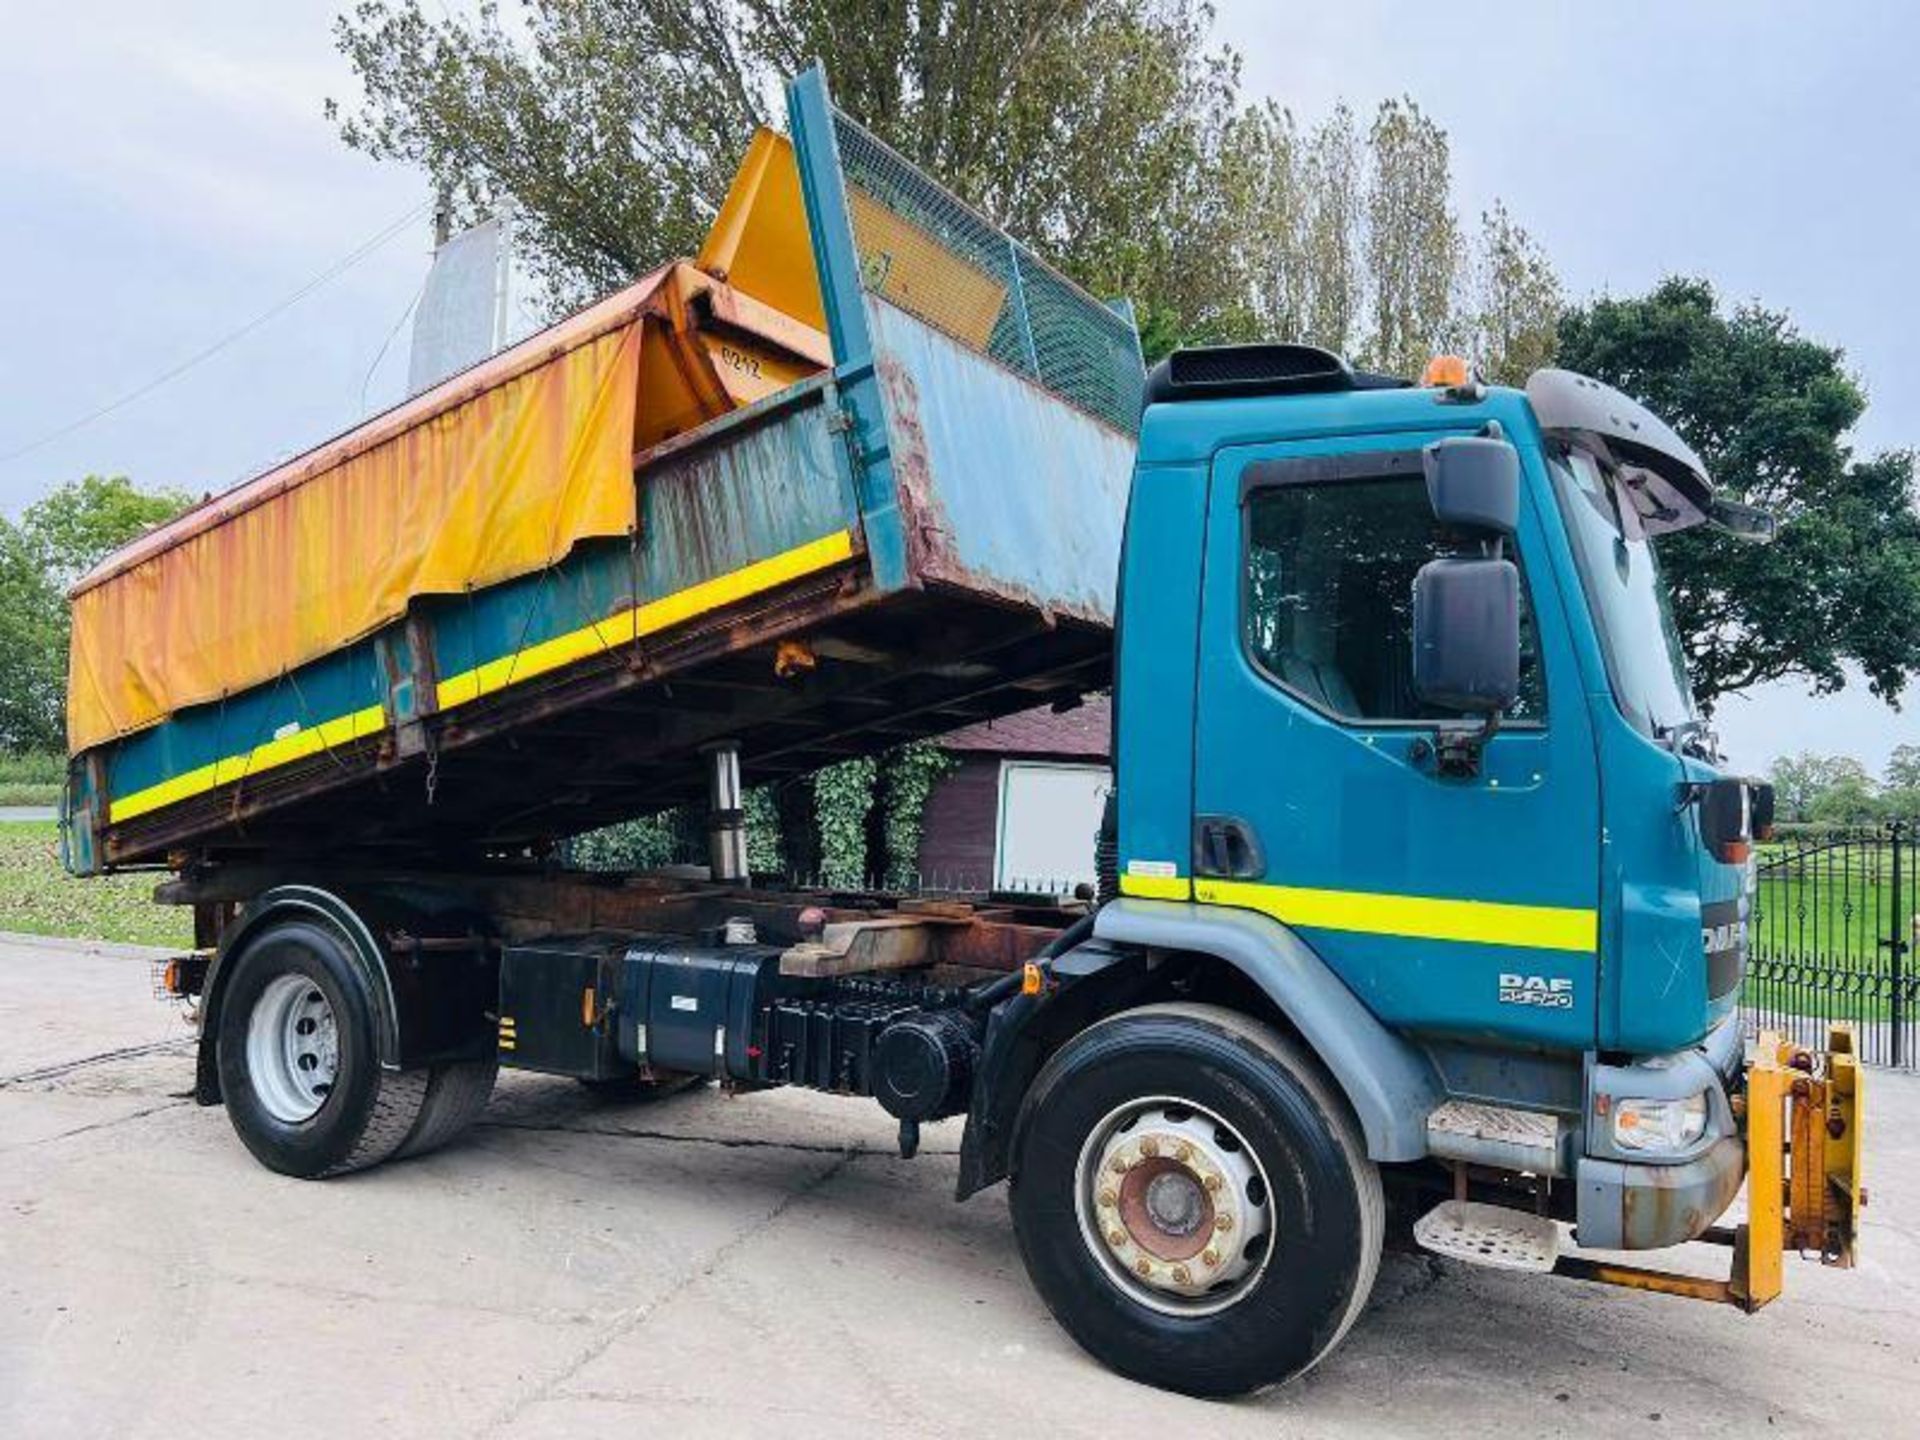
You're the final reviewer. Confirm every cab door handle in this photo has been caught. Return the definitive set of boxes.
[1194,815,1265,880]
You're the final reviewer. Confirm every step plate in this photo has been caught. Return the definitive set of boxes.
[1413,1200,1560,1273]
[1425,1100,1565,1176]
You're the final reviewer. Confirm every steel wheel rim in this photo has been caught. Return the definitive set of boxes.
[1073,1094,1275,1316]
[245,973,339,1124]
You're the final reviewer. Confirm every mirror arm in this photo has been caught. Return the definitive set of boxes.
[1432,707,1502,780]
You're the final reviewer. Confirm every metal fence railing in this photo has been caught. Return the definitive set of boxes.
[1741,820,1916,1069]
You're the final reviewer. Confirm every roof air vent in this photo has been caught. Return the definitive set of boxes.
[1145,343,1408,405]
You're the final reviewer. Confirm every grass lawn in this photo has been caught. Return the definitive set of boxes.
[0,821,190,948]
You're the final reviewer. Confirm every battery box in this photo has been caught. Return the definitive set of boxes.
[496,934,629,1079]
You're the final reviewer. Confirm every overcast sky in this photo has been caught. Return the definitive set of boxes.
[1,1,1912,772]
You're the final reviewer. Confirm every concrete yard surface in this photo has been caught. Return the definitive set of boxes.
[2,933,1915,1439]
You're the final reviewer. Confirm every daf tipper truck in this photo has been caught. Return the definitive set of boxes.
[64,70,1865,1395]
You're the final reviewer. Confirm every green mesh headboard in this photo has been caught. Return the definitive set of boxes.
[830,110,1144,434]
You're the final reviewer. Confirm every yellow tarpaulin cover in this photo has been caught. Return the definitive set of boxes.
[69,132,830,757]
[66,281,655,755]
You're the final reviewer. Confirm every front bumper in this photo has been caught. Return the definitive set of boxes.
[1575,1010,1747,1251]
[1565,1023,1865,1312]
[1575,1135,1745,1252]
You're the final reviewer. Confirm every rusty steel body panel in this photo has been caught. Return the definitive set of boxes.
[866,296,1133,624]
[68,295,1130,873]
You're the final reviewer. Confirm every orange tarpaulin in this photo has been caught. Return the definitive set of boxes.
[67,264,829,756]
[66,277,657,755]
[68,132,830,757]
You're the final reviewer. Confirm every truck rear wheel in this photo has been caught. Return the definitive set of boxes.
[215,919,428,1178]
[1009,1003,1382,1396]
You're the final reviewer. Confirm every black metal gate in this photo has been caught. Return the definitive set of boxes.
[1741,819,1917,1069]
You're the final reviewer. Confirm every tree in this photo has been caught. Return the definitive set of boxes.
[0,476,190,753]
[1361,99,1459,379]
[1883,743,1920,821]
[24,474,190,585]
[332,0,1245,323]
[1769,750,1879,825]
[0,529,66,753]
[329,1,1556,373]
[1557,279,1920,712]
[1806,756,1879,826]
[1462,202,1561,386]
[1889,744,1920,792]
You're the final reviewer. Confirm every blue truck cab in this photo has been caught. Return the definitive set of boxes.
[1043,343,1847,1330]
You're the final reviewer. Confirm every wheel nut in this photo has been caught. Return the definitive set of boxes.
[1135,1258,1153,1277]
[1171,1264,1191,1284]
[1202,1248,1221,1268]
[1215,1214,1234,1233]
[1203,1173,1223,1193]
[1107,1227,1128,1249]
[1098,1189,1117,1209]
[1175,1142,1192,1162]
[1140,1137,1159,1157]
[1110,1154,1129,1174]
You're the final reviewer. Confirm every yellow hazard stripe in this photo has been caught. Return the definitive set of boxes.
[436,529,856,711]
[109,704,389,824]
[1118,872,1192,901]
[107,529,858,825]
[1121,871,1595,953]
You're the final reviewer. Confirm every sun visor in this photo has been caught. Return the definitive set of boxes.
[1526,369,1713,536]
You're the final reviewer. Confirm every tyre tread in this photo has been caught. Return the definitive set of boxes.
[1011,1000,1385,1395]
[1127,1004,1384,1373]
[321,1067,429,1177]
[395,1059,498,1161]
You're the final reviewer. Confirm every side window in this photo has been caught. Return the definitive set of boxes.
[1243,474,1545,722]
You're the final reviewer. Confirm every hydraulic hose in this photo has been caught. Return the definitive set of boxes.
[965,910,1097,1014]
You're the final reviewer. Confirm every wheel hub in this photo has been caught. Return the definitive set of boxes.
[246,973,340,1124]
[1077,1101,1273,1313]
[1144,1170,1206,1233]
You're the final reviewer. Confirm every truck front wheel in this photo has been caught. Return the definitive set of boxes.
[1008,1003,1382,1396]
[215,919,428,1178]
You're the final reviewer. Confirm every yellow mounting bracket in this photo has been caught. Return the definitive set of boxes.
[1730,1026,1865,1308]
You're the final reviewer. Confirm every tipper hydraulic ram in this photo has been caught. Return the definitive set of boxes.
[83,68,1866,1397]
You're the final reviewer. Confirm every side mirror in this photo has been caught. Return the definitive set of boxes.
[1424,437,1519,535]
[1709,496,1777,544]
[1697,777,1754,864]
[1412,557,1520,713]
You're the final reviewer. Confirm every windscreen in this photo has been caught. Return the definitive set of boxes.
[1550,448,1698,737]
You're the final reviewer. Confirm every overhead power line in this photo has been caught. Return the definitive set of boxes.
[0,199,432,467]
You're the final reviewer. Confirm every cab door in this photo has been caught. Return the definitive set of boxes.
[1190,432,1601,1047]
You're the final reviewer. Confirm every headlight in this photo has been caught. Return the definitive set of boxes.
[1612,1092,1709,1154]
